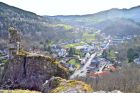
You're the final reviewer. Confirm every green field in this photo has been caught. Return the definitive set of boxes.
[48,24,73,30]
[68,59,81,69]
[64,41,86,48]
[82,32,96,42]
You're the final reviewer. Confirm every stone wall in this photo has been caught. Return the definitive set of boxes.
[0,55,69,91]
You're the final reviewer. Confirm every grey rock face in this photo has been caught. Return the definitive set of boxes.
[93,90,123,93]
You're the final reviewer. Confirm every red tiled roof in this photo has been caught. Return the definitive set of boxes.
[89,71,110,77]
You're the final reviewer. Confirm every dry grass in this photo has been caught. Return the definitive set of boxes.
[0,89,41,93]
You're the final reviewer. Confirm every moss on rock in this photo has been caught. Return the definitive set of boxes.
[0,89,41,93]
[1,52,69,91]
[42,77,93,93]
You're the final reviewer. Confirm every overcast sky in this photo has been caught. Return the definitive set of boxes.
[0,0,140,15]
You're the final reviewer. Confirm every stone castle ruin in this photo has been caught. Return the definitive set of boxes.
[8,27,21,58]
[0,28,69,91]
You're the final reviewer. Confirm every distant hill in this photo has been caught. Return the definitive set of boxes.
[51,6,140,36]
[1,1,140,46]
[0,2,80,47]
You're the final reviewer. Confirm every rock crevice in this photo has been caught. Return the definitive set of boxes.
[0,55,69,91]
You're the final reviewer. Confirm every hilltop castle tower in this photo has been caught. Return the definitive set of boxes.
[8,27,21,58]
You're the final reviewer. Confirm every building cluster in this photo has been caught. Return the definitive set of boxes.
[87,57,119,77]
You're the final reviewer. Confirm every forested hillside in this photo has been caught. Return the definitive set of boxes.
[52,6,140,36]
[0,2,82,49]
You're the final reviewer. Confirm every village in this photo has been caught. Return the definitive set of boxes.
[41,33,139,78]
[0,29,138,79]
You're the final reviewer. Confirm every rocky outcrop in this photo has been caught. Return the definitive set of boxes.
[93,90,123,93]
[41,77,93,93]
[0,54,69,91]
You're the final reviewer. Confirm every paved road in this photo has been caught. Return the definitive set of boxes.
[70,53,97,79]
[70,40,111,79]
[0,55,9,59]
